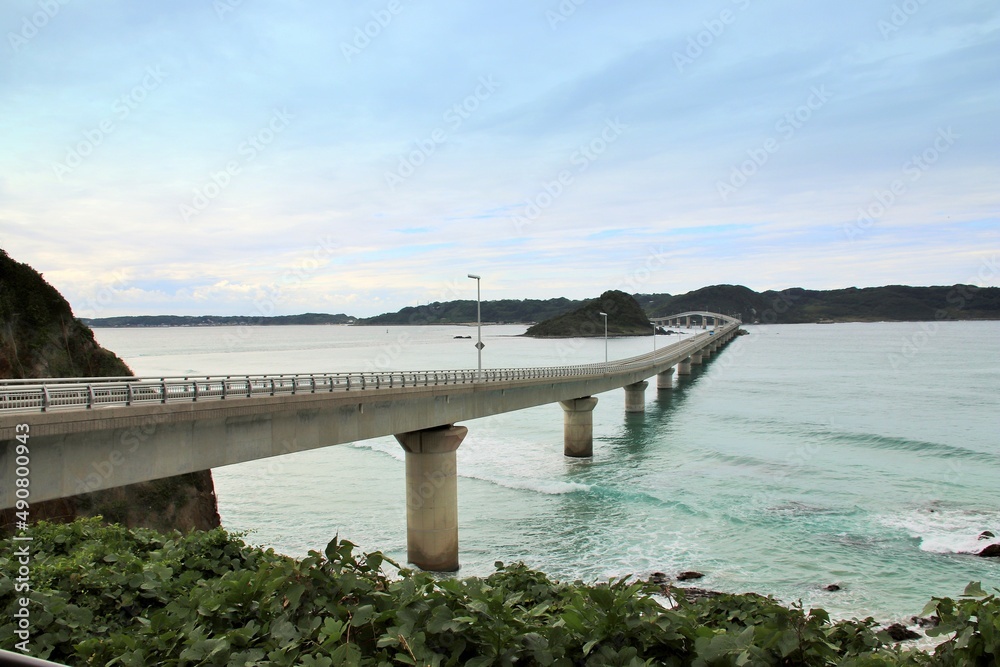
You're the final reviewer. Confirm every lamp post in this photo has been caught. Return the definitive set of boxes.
[599,311,608,363]
[468,274,482,379]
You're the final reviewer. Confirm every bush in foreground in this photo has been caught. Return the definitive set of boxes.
[0,519,997,666]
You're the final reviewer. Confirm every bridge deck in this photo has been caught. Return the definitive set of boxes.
[1,318,739,508]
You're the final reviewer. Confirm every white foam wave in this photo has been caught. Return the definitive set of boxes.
[348,440,590,495]
[881,507,1000,555]
[463,472,591,496]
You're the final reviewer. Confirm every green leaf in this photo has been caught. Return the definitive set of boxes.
[350,604,375,627]
[962,581,987,598]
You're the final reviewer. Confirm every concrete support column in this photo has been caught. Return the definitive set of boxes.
[685,316,691,328]
[701,317,707,329]
[656,367,675,389]
[560,396,598,458]
[395,424,467,572]
[677,357,692,375]
[702,346,712,358]
[691,351,703,365]
[624,380,648,413]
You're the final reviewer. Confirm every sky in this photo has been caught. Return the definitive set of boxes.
[1,1,998,318]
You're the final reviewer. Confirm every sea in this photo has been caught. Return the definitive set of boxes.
[92,321,1000,627]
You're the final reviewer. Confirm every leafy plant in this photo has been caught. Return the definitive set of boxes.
[0,520,992,666]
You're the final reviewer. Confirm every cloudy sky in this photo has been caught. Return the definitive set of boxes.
[2,1,998,318]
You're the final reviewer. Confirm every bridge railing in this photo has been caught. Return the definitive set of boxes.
[0,324,738,414]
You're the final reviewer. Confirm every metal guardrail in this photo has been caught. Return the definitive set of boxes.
[0,324,738,415]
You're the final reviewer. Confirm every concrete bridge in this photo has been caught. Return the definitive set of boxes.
[0,314,740,570]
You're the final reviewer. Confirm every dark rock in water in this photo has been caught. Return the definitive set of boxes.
[979,530,995,540]
[823,584,842,592]
[978,543,1000,557]
[911,616,939,628]
[669,587,725,602]
[676,571,704,581]
[649,572,669,584]
[885,623,921,642]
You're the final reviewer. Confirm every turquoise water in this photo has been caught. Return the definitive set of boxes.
[93,321,1000,625]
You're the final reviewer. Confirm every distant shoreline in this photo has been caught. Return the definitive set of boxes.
[85,317,1000,329]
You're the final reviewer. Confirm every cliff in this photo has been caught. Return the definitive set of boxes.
[0,249,220,533]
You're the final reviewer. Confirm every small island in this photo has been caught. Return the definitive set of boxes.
[524,290,655,337]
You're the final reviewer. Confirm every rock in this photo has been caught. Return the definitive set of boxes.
[676,571,704,581]
[670,587,724,602]
[978,543,1000,558]
[911,616,938,628]
[649,572,668,584]
[885,623,921,642]
[979,530,995,540]
[823,584,842,592]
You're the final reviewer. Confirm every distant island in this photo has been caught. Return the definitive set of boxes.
[83,283,1000,328]
[524,290,654,337]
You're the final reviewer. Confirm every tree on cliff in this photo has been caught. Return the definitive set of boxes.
[0,249,220,534]
[524,290,654,337]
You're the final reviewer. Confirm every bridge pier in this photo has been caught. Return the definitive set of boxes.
[560,396,598,457]
[691,351,703,365]
[624,380,648,412]
[685,316,691,328]
[395,424,467,572]
[677,357,692,375]
[656,367,675,389]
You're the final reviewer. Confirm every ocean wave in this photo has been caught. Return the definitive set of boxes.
[880,506,1000,555]
[348,440,590,496]
[805,428,1000,464]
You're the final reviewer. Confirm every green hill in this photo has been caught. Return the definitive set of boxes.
[646,284,1000,323]
[524,290,653,337]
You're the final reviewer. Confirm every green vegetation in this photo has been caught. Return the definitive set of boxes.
[85,313,356,327]
[641,284,1000,324]
[525,290,654,338]
[360,298,587,326]
[0,249,130,378]
[3,519,997,666]
[83,284,1000,329]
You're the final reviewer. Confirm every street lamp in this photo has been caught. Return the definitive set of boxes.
[468,274,482,378]
[599,311,608,363]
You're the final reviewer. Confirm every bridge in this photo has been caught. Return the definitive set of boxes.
[0,313,741,571]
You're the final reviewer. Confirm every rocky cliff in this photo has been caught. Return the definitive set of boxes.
[0,249,220,533]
